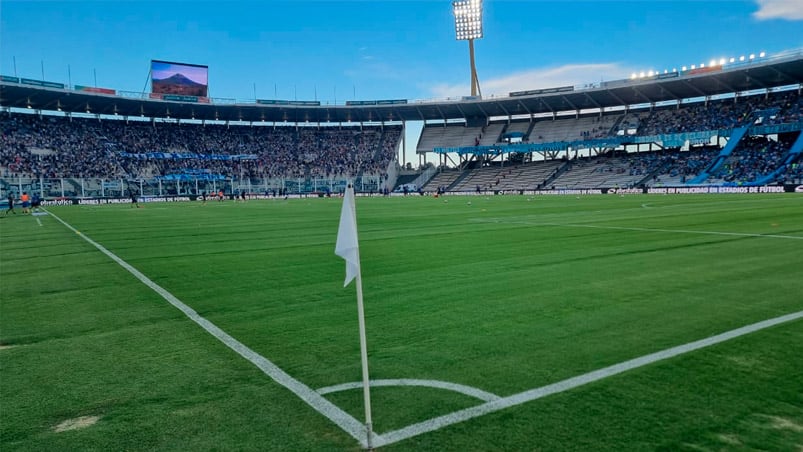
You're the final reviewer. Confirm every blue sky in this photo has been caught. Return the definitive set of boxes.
[2,0,802,103]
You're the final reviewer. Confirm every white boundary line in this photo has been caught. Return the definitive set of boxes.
[317,379,501,402]
[46,209,803,449]
[374,310,803,447]
[45,210,379,449]
[473,218,803,240]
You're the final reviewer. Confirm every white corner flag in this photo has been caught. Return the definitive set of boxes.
[334,183,374,447]
[335,184,360,286]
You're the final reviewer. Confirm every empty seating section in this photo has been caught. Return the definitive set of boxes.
[503,121,531,141]
[422,168,462,191]
[416,124,486,153]
[480,123,506,145]
[529,115,619,143]
[452,160,564,191]
[551,157,636,189]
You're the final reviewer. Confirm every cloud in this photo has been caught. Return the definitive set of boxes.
[753,0,803,20]
[426,63,635,99]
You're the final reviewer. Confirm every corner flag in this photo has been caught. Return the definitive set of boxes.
[335,184,360,286]
[334,183,374,447]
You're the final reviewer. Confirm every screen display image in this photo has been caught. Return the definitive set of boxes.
[151,60,208,97]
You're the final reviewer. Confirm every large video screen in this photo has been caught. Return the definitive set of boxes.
[151,60,208,97]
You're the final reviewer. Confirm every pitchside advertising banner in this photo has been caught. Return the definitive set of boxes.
[27,185,800,207]
[151,60,208,98]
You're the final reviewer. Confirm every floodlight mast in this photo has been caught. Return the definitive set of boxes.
[453,0,483,97]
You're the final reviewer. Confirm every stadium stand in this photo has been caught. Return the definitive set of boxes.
[0,113,401,184]
[2,77,802,196]
[416,123,487,153]
[529,115,620,143]
[451,160,565,192]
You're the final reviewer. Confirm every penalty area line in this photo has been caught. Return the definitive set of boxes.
[45,209,379,449]
[473,218,803,240]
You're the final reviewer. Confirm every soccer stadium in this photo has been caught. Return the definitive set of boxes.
[2,1,802,451]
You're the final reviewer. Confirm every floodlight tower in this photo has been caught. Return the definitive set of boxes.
[453,0,483,97]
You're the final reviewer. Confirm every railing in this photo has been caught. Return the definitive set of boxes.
[0,175,388,199]
[434,120,803,155]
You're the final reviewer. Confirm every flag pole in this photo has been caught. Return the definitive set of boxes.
[335,183,374,448]
[355,268,373,448]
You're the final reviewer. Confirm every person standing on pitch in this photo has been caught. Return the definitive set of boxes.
[20,192,30,214]
[31,193,41,213]
[5,192,16,215]
[130,190,141,208]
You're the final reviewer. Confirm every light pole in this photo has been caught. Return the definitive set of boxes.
[453,0,483,97]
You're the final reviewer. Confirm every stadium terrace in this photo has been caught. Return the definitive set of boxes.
[1,50,802,199]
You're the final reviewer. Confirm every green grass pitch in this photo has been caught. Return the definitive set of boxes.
[1,193,802,451]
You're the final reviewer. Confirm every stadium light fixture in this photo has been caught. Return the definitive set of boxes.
[739,55,745,61]
[453,0,483,97]
[759,51,766,58]
[749,54,755,60]
[719,58,726,65]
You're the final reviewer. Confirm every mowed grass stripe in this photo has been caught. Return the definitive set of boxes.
[2,194,801,449]
[42,209,373,447]
[40,195,803,393]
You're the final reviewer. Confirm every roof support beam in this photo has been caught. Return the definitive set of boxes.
[606,90,628,107]
[713,77,738,94]
[584,93,602,110]
[679,79,707,98]
[435,104,447,122]
[476,102,489,119]
[768,66,794,83]
[517,101,531,116]
[497,102,510,117]
[561,95,578,111]
[631,86,653,104]
[656,84,681,102]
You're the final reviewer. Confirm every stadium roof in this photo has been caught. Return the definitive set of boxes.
[2,51,802,124]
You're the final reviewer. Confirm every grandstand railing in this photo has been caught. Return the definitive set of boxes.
[0,175,388,199]
[433,121,803,156]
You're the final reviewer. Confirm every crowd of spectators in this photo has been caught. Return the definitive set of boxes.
[638,100,754,136]
[2,90,801,189]
[0,112,401,181]
[782,159,803,183]
[755,90,803,125]
[637,90,802,136]
[711,136,791,184]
